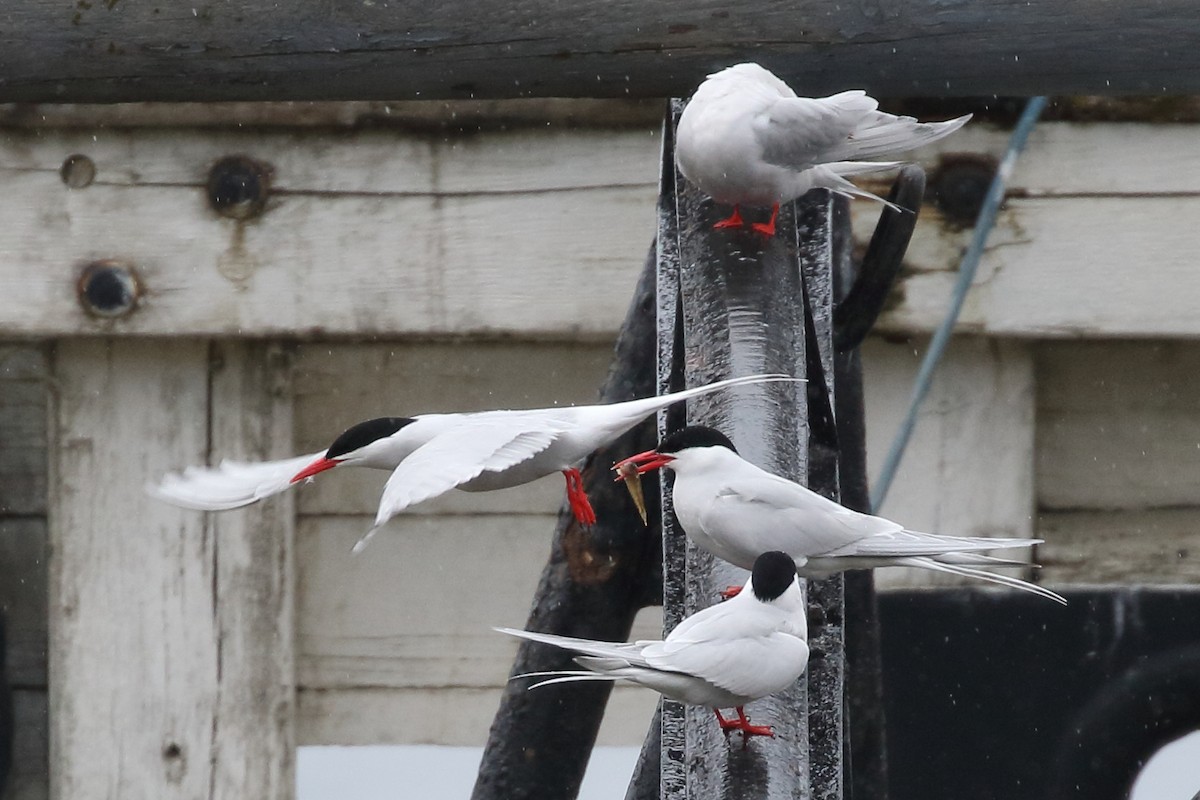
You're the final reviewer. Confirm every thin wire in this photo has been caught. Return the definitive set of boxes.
[871,96,1049,512]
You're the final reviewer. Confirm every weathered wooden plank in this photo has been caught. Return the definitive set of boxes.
[4,123,1200,338]
[0,347,48,516]
[0,519,48,689]
[207,342,296,800]
[0,177,652,339]
[6,688,48,800]
[1,1,1199,102]
[292,341,614,516]
[1036,340,1200,511]
[0,127,659,193]
[1037,509,1200,585]
[50,340,297,799]
[862,336,1036,590]
[297,683,659,747]
[297,515,663,690]
[49,340,216,800]
[879,197,1200,338]
[296,514,554,689]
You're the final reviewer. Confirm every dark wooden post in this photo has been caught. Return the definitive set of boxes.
[836,165,927,800]
[649,99,844,800]
[472,245,664,800]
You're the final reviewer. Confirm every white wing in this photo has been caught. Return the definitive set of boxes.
[757,91,879,168]
[373,415,570,527]
[147,451,324,511]
[699,469,900,558]
[645,601,808,697]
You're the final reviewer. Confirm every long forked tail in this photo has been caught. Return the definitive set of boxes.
[897,556,1067,605]
[813,163,906,211]
[631,373,805,416]
[512,670,621,691]
[831,112,972,161]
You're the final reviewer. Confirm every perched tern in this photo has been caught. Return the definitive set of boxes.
[497,550,809,741]
[149,374,800,552]
[615,426,1066,604]
[676,62,971,235]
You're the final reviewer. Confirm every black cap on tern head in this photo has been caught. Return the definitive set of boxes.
[326,417,415,459]
[657,425,737,455]
[751,551,797,602]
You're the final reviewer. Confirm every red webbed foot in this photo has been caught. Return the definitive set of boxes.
[750,204,780,236]
[562,468,597,526]
[713,206,745,230]
[714,708,775,747]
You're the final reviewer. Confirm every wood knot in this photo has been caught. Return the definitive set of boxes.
[562,526,618,585]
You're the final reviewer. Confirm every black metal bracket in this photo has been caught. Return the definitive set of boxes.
[833,165,927,353]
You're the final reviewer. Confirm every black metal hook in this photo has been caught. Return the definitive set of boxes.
[833,165,927,353]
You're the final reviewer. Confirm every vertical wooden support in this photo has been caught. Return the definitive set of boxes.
[472,247,663,800]
[49,340,295,800]
[653,100,843,799]
[209,342,297,799]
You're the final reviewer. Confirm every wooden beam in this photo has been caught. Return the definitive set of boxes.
[49,340,295,799]
[3,1,1200,102]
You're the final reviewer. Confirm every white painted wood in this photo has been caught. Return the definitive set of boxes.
[297,679,660,748]
[295,514,662,744]
[1037,509,1200,585]
[863,336,1037,590]
[3,123,1200,338]
[296,514,554,691]
[49,340,216,800]
[879,121,1200,196]
[49,340,296,799]
[208,342,297,800]
[1036,340,1200,511]
[875,196,1200,337]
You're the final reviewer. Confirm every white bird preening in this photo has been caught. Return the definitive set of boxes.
[615,425,1067,604]
[675,62,971,235]
[497,550,809,741]
[148,374,801,553]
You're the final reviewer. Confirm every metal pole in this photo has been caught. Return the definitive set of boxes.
[649,98,844,800]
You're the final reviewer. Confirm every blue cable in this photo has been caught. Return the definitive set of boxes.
[871,96,1049,512]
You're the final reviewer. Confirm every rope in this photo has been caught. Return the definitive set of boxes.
[871,96,1049,512]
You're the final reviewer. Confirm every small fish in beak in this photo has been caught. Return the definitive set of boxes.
[616,460,648,526]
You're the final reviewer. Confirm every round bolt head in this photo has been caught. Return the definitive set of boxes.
[931,155,999,227]
[60,154,96,188]
[206,155,272,220]
[78,260,141,318]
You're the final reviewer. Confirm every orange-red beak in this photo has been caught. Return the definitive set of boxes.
[612,449,676,479]
[291,456,339,484]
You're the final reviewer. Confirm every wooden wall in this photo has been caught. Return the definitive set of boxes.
[2,105,1200,798]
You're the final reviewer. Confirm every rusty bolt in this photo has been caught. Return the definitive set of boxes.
[206,155,271,220]
[930,154,998,226]
[60,154,96,188]
[78,260,140,318]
